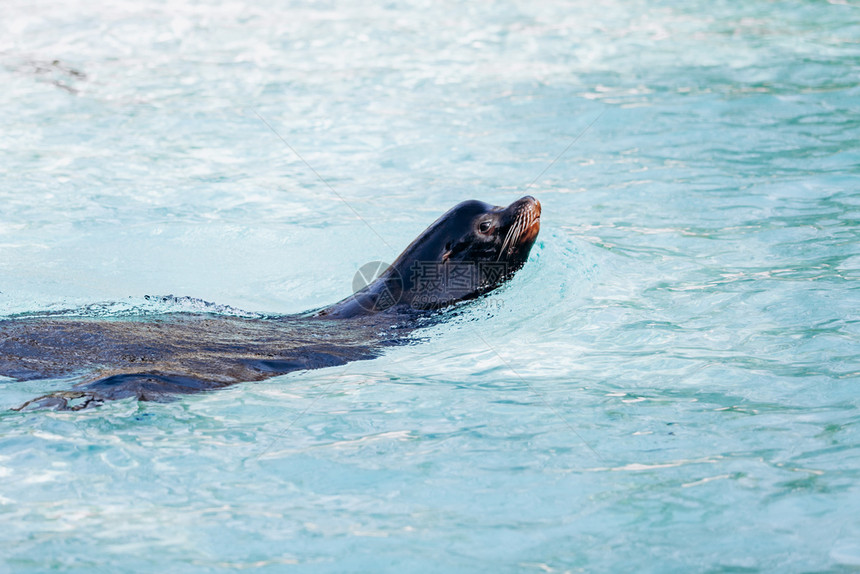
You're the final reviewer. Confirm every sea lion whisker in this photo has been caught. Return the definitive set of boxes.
[506,222,524,257]
[512,217,527,246]
[498,221,519,260]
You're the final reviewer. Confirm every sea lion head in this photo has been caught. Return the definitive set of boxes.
[431,195,541,268]
[320,196,541,317]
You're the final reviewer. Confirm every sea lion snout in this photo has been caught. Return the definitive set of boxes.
[529,196,542,218]
[515,195,541,216]
[498,196,541,261]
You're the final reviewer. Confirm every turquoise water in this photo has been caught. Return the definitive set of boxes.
[2,0,860,571]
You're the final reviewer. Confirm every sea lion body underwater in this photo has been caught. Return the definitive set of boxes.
[1,196,541,410]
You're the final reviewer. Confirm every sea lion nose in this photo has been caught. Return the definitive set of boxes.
[519,195,541,217]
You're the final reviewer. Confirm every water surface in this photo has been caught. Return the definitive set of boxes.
[1,0,859,571]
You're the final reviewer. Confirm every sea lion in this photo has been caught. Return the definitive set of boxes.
[1,196,541,410]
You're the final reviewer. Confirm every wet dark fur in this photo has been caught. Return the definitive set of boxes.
[2,314,393,410]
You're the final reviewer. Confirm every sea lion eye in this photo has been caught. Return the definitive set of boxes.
[478,220,493,234]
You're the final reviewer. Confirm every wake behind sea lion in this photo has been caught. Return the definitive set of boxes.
[1,196,541,410]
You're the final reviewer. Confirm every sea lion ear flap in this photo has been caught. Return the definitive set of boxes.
[440,242,452,262]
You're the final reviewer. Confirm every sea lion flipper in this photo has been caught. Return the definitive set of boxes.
[81,372,218,401]
[12,391,104,412]
[12,372,216,411]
